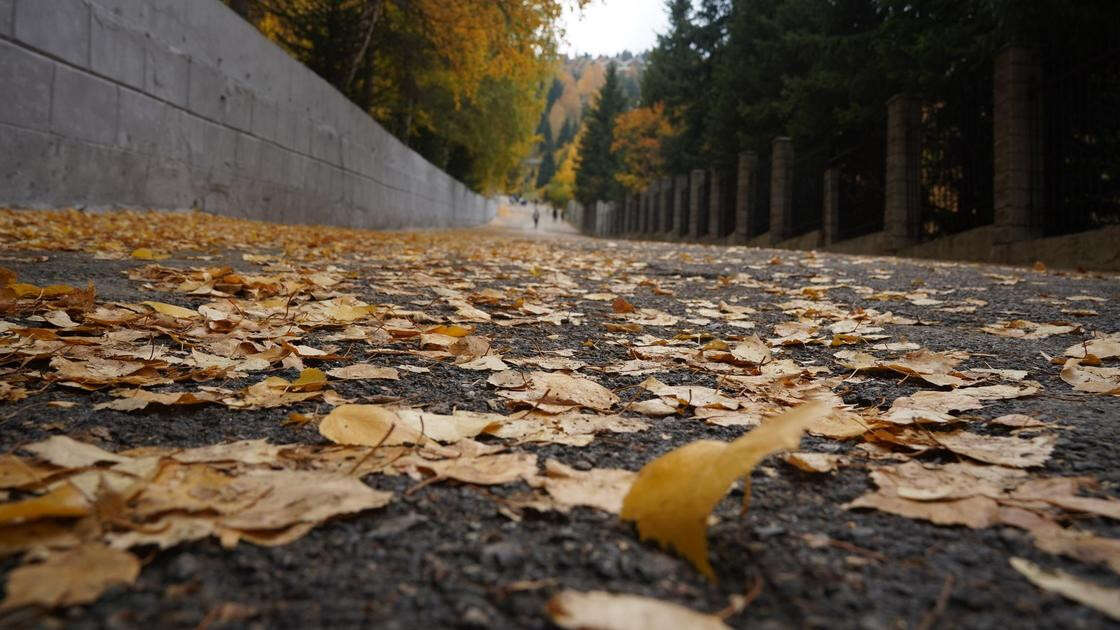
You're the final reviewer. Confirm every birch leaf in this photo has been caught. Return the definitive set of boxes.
[620,400,826,580]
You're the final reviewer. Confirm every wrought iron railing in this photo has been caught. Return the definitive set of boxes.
[1042,47,1120,235]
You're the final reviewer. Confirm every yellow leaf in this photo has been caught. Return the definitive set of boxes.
[130,248,169,260]
[289,368,327,392]
[0,483,91,525]
[620,400,826,580]
[427,324,473,337]
[141,301,198,319]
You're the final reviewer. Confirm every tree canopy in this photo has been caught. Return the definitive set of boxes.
[226,0,584,194]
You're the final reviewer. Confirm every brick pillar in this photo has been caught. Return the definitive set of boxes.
[993,46,1043,259]
[708,169,724,238]
[660,177,673,233]
[770,137,793,245]
[885,94,921,250]
[689,169,706,239]
[823,166,841,245]
[735,151,757,243]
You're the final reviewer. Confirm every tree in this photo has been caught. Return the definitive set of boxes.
[536,149,557,189]
[611,104,675,193]
[574,63,627,205]
[225,0,587,193]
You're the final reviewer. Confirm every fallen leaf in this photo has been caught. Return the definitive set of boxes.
[547,590,730,630]
[1010,557,1120,621]
[141,301,198,320]
[620,401,826,579]
[0,544,139,610]
[1060,359,1120,395]
[326,364,400,380]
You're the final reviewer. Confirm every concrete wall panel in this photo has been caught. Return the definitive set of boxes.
[1,0,495,229]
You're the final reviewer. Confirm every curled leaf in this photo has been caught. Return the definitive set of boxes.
[620,400,826,580]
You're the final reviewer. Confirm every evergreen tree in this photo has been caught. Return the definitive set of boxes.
[557,118,576,146]
[574,62,627,205]
[536,149,557,188]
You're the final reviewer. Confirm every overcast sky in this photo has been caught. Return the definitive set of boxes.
[560,0,669,57]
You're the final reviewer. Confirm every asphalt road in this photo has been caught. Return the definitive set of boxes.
[1,210,1118,629]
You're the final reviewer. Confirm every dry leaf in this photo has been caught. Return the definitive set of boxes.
[534,460,636,513]
[620,401,826,579]
[141,300,198,319]
[784,452,842,473]
[1060,359,1120,395]
[24,435,131,468]
[936,431,1056,467]
[326,364,400,380]
[0,544,140,610]
[1010,557,1120,621]
[547,590,730,630]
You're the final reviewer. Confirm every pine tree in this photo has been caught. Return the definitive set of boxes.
[574,62,627,206]
[536,149,557,188]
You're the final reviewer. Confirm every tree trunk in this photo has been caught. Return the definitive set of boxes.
[344,0,385,95]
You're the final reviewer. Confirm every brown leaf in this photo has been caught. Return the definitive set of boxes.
[0,544,139,610]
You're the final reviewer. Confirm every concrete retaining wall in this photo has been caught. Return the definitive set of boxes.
[0,0,496,229]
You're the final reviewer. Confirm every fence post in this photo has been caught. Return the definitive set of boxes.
[708,169,724,238]
[735,151,757,243]
[993,46,1043,259]
[689,169,706,239]
[823,166,841,245]
[770,137,793,245]
[885,94,921,250]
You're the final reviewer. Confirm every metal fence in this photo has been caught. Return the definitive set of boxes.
[918,79,994,240]
[1042,47,1120,235]
[751,153,771,236]
[790,146,826,236]
[834,118,886,241]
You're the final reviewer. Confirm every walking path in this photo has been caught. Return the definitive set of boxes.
[0,208,1118,628]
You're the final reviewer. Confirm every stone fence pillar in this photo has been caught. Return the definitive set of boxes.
[823,166,841,245]
[735,151,757,243]
[885,94,921,250]
[993,46,1043,259]
[689,169,707,239]
[770,137,793,245]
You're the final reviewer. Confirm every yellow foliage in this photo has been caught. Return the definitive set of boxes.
[620,400,827,580]
[611,104,676,193]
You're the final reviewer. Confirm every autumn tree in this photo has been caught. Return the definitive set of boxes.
[611,104,675,193]
[225,0,583,193]
[574,63,627,206]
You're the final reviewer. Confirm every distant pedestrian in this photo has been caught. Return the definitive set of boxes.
[552,208,558,221]
[532,207,540,229]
